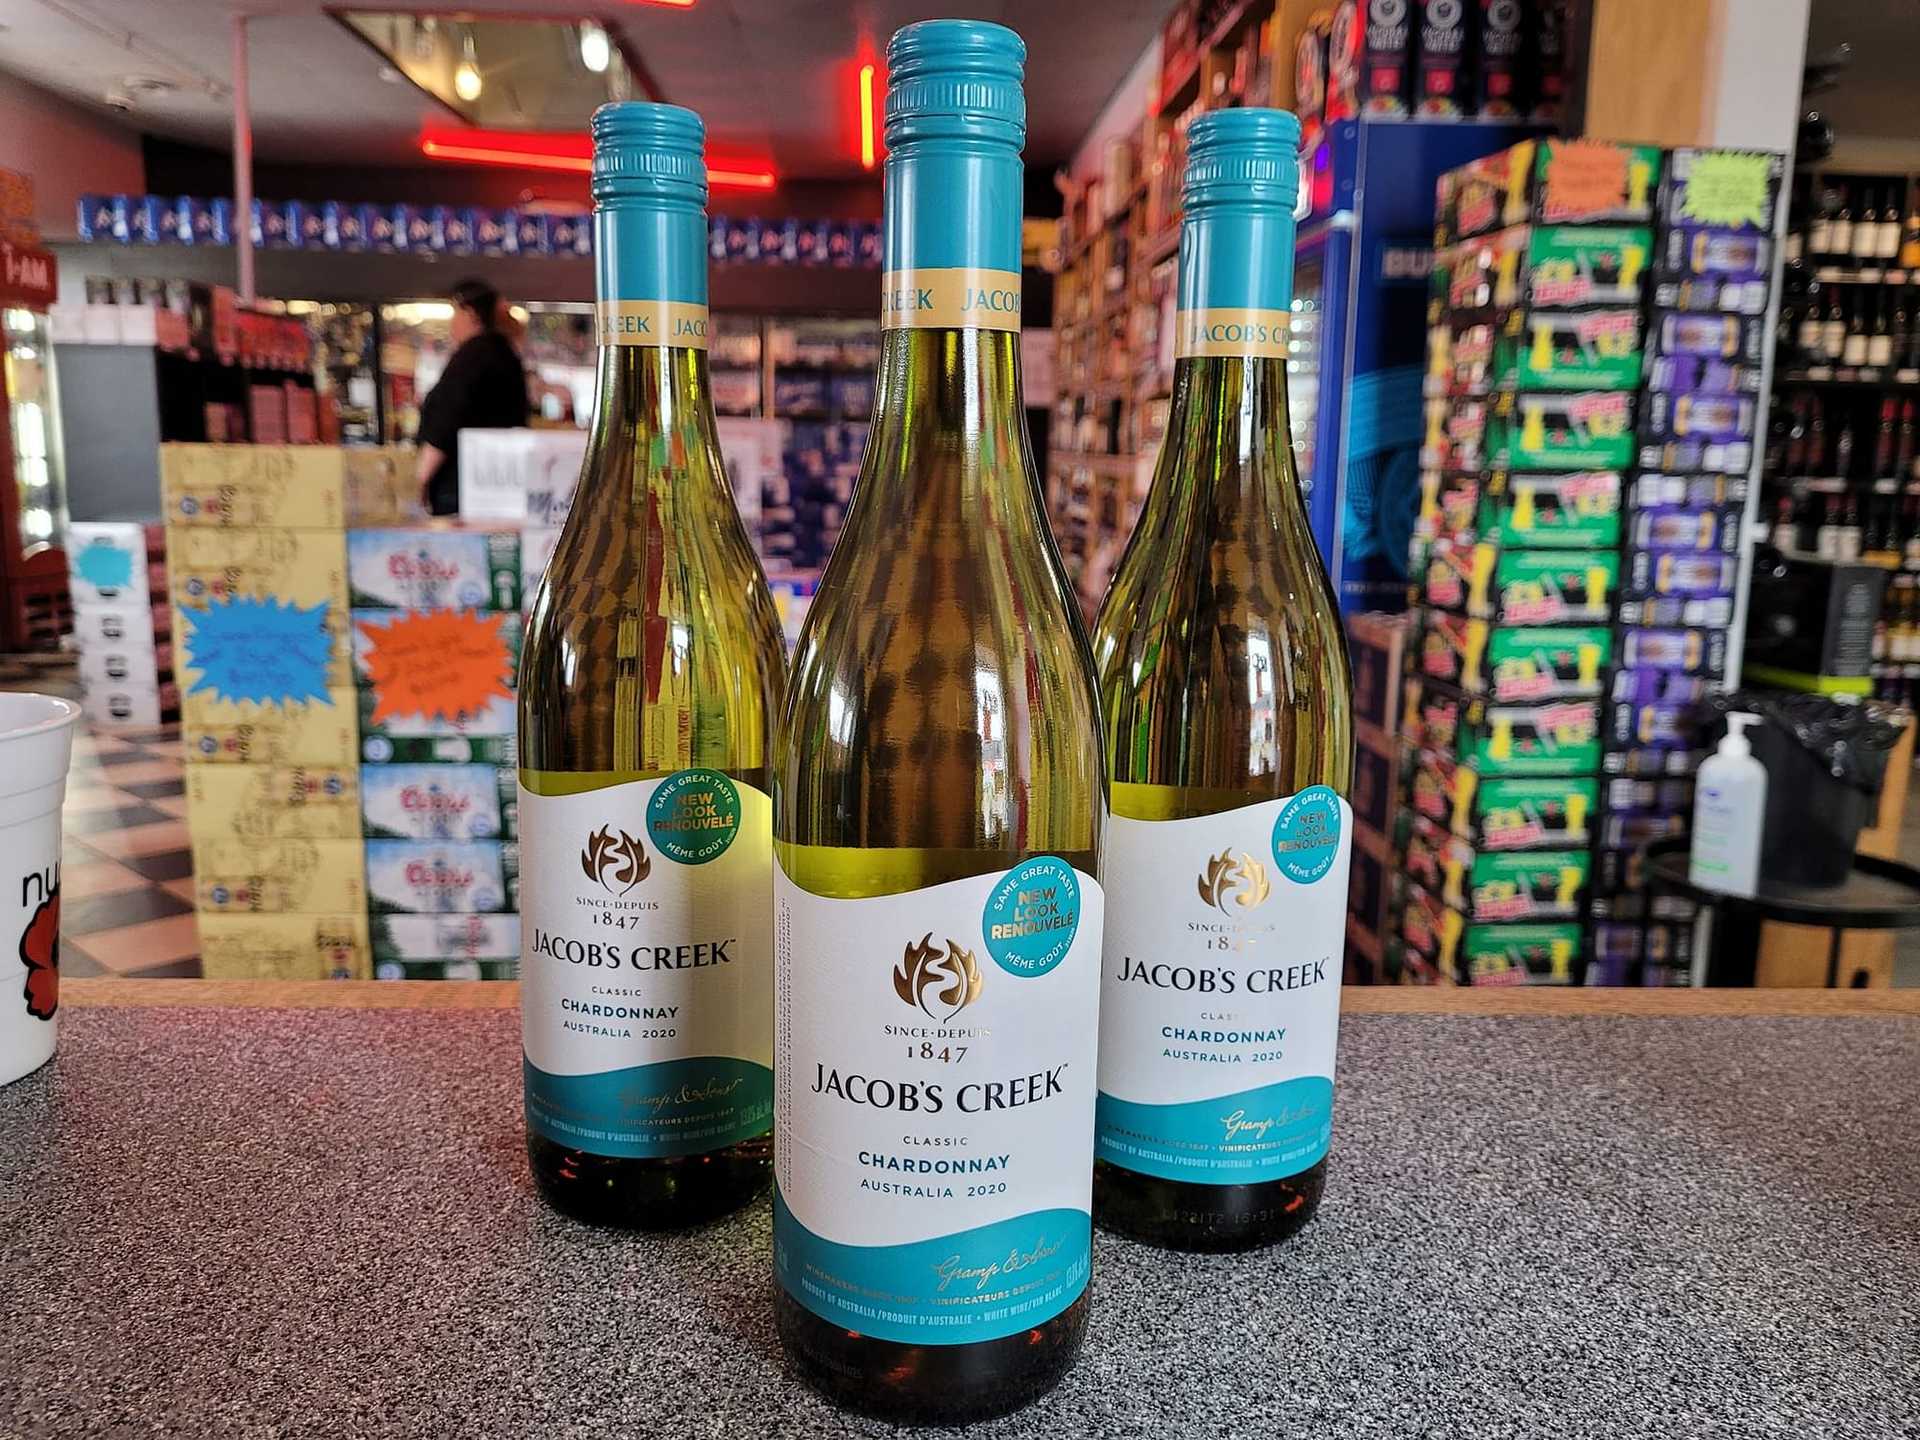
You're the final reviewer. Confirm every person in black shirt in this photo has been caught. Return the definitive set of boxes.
[414,278,532,515]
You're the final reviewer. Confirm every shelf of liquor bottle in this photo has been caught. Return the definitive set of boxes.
[1777,368,1920,390]
[1807,266,1917,286]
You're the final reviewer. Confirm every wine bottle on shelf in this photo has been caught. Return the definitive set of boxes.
[1795,281,1824,365]
[1903,493,1920,568]
[773,21,1104,1424]
[1816,492,1843,558]
[1830,185,1855,261]
[1808,397,1828,472]
[1880,183,1906,259]
[1854,188,1880,262]
[1784,394,1812,473]
[1869,293,1896,369]
[1898,400,1917,480]
[1839,488,1864,560]
[1835,416,1858,478]
[1866,488,1899,565]
[1894,296,1913,367]
[1822,291,1848,363]
[1772,491,1801,551]
[1874,398,1899,478]
[517,102,789,1230]
[1901,208,1920,269]
[1843,297,1871,368]
[1091,108,1350,1254]
[1808,189,1835,264]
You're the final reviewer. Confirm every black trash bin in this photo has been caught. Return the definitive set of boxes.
[1712,692,1907,888]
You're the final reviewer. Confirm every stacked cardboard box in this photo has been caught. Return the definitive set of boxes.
[1588,148,1784,985]
[1399,139,1660,986]
[164,445,379,979]
[346,527,522,978]
[1342,612,1407,983]
[67,522,175,727]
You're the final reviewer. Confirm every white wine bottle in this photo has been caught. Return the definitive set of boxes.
[772,19,1104,1425]
[517,102,787,1229]
[1090,108,1352,1252]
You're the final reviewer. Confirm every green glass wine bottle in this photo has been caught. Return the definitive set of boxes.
[772,19,1104,1425]
[517,102,787,1230]
[1090,107,1352,1252]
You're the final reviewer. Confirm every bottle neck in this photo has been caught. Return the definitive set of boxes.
[1155,201,1304,521]
[867,138,1031,499]
[589,200,715,464]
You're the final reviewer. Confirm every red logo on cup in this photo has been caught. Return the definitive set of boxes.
[20,885,58,1021]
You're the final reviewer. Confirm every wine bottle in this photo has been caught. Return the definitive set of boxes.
[1901,210,1920,269]
[1772,491,1800,551]
[517,103,788,1228]
[1898,400,1917,479]
[772,20,1104,1424]
[1870,294,1896,369]
[1836,417,1858,478]
[1840,488,1864,560]
[1795,281,1824,365]
[1880,183,1906,259]
[1843,296,1870,368]
[1821,292,1847,363]
[1091,108,1351,1252]
[1807,193,1833,265]
[1830,186,1855,260]
[1816,493,1842,559]
[1854,187,1880,262]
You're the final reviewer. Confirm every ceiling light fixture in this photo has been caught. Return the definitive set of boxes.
[418,127,777,190]
[453,30,483,102]
[859,63,877,170]
[578,21,611,74]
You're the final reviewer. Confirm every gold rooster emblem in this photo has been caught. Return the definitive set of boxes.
[1197,849,1272,913]
[893,933,984,1020]
[581,825,651,896]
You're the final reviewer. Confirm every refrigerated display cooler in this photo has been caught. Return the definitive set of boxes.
[1291,119,1536,614]
[0,237,69,650]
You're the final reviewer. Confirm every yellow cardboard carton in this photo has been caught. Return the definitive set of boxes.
[192,836,367,914]
[195,912,370,981]
[185,764,362,840]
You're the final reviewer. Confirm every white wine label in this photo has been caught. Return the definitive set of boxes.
[1174,306,1292,359]
[1096,787,1349,1186]
[774,858,1103,1346]
[881,267,1023,332]
[594,299,711,350]
[519,770,771,1156]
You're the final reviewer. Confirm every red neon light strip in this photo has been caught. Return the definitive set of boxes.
[859,64,877,170]
[420,130,775,190]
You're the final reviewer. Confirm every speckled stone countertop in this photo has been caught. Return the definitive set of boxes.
[3,1000,1916,1439]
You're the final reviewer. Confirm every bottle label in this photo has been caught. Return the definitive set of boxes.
[595,299,710,351]
[1095,788,1350,1187]
[880,267,1023,332]
[1174,306,1292,359]
[519,770,772,1156]
[773,858,1103,1346]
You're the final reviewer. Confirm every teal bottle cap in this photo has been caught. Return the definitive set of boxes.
[1184,108,1302,211]
[885,19,1025,150]
[590,101,706,208]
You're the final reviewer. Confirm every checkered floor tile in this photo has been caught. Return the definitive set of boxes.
[3,655,201,980]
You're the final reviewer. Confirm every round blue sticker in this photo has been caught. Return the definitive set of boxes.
[982,858,1080,978]
[1271,786,1343,885]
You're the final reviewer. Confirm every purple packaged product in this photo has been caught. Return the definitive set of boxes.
[708,216,729,262]
[1605,777,1694,813]
[1652,274,1771,317]
[542,214,574,252]
[474,209,513,255]
[1603,745,1705,778]
[1618,594,1734,629]
[1618,627,1727,676]
[165,197,192,244]
[855,221,883,268]
[1609,701,1697,750]
[828,221,856,267]
[1414,0,1467,117]
[187,197,216,245]
[1629,505,1741,553]
[251,198,287,248]
[726,217,761,263]
[1629,473,1746,509]
[391,204,419,252]
[108,194,134,243]
[1636,437,1752,475]
[1657,226,1771,283]
[365,206,395,251]
[443,209,476,254]
[515,213,546,255]
[75,195,107,241]
[1642,392,1757,445]
[1626,550,1739,600]
[804,219,833,265]
[572,215,593,256]
[210,198,233,247]
[1663,148,1784,233]
[129,195,163,244]
[1361,0,1413,115]
[1591,847,1642,896]
[1646,352,1764,395]
[326,202,364,250]
[1475,0,1524,117]
[1653,311,1766,363]
[280,201,306,249]
[1644,920,1692,968]
[1590,922,1644,967]
[298,201,327,248]
[418,206,449,252]
[1610,669,1709,707]
[769,218,801,264]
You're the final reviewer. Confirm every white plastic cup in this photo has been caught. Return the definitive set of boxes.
[0,694,80,1086]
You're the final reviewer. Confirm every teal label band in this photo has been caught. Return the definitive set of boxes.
[595,205,707,311]
[1095,1075,1333,1184]
[525,1055,772,1157]
[884,146,1023,278]
[1178,207,1298,319]
[774,1190,1091,1345]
